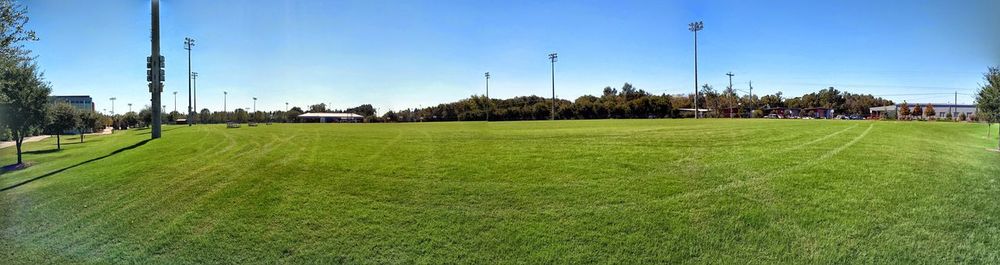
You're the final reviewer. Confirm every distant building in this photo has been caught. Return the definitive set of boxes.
[297,112,364,123]
[870,104,976,120]
[49,95,95,112]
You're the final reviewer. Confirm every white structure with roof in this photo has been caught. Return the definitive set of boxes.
[297,112,364,123]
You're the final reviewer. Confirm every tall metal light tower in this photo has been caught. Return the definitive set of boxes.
[191,72,198,123]
[727,72,735,118]
[689,21,703,119]
[128,103,133,113]
[109,97,116,115]
[485,72,490,122]
[173,91,177,112]
[184,37,195,126]
[548,52,558,120]
[148,0,163,138]
[253,97,257,113]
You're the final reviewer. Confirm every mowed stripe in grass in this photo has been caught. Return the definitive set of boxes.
[2,119,1000,264]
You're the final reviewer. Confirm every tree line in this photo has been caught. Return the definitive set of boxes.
[380,83,896,122]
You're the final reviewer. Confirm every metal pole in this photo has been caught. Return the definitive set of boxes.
[727,72,734,118]
[173,91,177,112]
[549,53,557,120]
[192,72,198,123]
[689,22,702,119]
[485,72,490,122]
[149,0,162,138]
[185,37,194,126]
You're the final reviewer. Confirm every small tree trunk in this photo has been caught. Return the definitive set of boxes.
[15,133,23,165]
[80,130,84,143]
[56,134,61,150]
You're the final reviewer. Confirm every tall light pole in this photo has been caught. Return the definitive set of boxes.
[110,97,116,115]
[285,102,289,112]
[253,97,257,113]
[191,71,198,123]
[149,0,163,138]
[726,72,734,118]
[128,103,133,113]
[689,21,703,119]
[548,52,558,120]
[485,72,490,122]
[173,91,177,112]
[184,37,195,126]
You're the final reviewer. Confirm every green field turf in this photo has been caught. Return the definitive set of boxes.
[2,120,1000,263]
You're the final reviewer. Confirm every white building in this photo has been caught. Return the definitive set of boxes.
[297,112,364,123]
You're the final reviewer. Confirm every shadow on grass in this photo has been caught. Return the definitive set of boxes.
[0,139,152,192]
[23,149,62,155]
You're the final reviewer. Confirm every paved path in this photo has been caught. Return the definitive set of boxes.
[0,127,114,149]
[0,135,50,149]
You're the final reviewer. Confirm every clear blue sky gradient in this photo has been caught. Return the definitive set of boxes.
[24,0,1000,114]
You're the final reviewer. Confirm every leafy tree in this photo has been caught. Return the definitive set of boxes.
[77,110,100,143]
[959,112,967,121]
[199,108,211,123]
[976,66,1000,149]
[0,59,48,165]
[912,103,923,117]
[43,102,77,149]
[925,104,935,118]
[308,103,327,113]
[899,101,910,119]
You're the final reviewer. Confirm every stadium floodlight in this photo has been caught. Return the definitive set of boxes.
[689,21,703,119]
[149,0,163,138]
[184,37,195,126]
[110,97,116,115]
[173,91,177,112]
[253,97,257,113]
[128,103,133,113]
[549,52,558,120]
[485,72,490,122]
[191,72,198,122]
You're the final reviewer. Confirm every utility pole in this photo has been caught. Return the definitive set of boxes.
[148,0,163,138]
[184,37,195,126]
[954,91,958,120]
[727,72,734,118]
[191,72,198,123]
[689,21,703,119]
[749,80,754,118]
[485,72,490,122]
[548,53,558,120]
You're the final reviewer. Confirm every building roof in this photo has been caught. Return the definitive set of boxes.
[298,112,364,119]
[870,104,977,112]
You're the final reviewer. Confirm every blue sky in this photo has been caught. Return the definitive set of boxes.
[23,0,1000,114]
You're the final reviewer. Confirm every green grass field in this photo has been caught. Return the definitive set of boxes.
[2,120,1000,263]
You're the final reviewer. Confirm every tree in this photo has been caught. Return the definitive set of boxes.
[925,103,935,118]
[77,110,100,143]
[0,60,49,165]
[912,103,923,117]
[899,101,910,119]
[0,0,42,165]
[976,66,1000,149]
[43,102,77,150]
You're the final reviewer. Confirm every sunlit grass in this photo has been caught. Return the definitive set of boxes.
[2,120,999,263]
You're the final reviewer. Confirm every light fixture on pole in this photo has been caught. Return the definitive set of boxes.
[548,52,558,120]
[688,21,703,119]
[128,103,132,113]
[173,91,177,112]
[110,97,116,115]
[184,37,195,126]
[191,72,198,122]
[485,72,490,122]
[253,97,257,113]
[149,0,163,139]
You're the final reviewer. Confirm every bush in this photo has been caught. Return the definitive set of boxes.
[959,112,967,121]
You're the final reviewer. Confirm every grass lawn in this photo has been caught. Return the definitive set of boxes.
[2,119,1000,263]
